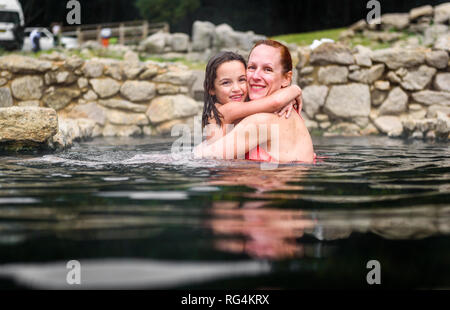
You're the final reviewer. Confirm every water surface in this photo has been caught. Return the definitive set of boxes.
[0,136,449,289]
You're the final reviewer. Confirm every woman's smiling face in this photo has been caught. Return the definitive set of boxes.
[247,44,291,100]
[210,60,247,104]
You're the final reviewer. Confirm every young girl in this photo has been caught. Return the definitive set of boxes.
[200,51,303,150]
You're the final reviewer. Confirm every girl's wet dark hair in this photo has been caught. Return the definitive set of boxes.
[202,51,247,128]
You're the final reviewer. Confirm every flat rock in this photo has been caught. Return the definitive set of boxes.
[98,99,148,113]
[105,109,149,126]
[412,90,450,106]
[371,48,426,70]
[318,66,348,84]
[0,107,57,142]
[309,43,355,66]
[153,71,196,86]
[0,55,52,73]
[409,5,433,21]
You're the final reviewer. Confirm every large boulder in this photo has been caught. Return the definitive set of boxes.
[409,5,433,21]
[140,31,170,54]
[412,90,450,106]
[0,107,58,142]
[434,34,450,52]
[82,60,104,78]
[373,115,403,137]
[171,33,189,52]
[324,83,371,119]
[399,65,436,91]
[213,24,239,49]
[423,24,448,46]
[11,76,43,100]
[318,66,348,84]
[120,81,156,102]
[379,87,408,115]
[43,88,80,111]
[302,85,329,119]
[192,21,216,51]
[371,48,426,69]
[146,95,200,124]
[434,73,450,92]
[0,55,52,73]
[0,87,13,107]
[90,78,121,98]
[425,50,449,69]
[434,2,450,24]
[309,43,355,66]
[381,13,410,30]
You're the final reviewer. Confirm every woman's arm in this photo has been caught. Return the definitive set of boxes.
[195,113,282,160]
[218,85,302,124]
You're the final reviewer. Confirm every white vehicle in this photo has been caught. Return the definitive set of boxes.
[23,27,79,51]
[0,0,25,50]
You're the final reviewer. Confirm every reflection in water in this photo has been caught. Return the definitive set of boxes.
[207,166,315,259]
[0,136,449,288]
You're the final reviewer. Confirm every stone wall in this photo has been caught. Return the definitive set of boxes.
[296,43,450,140]
[0,51,202,150]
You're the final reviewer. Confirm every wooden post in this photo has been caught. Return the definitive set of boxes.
[76,26,83,44]
[97,25,101,43]
[119,23,125,45]
[142,20,148,40]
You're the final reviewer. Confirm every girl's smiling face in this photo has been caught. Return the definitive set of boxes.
[210,60,248,104]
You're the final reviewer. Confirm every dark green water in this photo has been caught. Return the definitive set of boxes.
[0,136,449,289]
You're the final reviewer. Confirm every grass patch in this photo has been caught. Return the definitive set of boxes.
[272,28,347,46]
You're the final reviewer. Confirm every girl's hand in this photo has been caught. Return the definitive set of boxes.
[277,101,295,119]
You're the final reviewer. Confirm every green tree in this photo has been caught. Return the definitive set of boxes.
[135,0,200,24]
